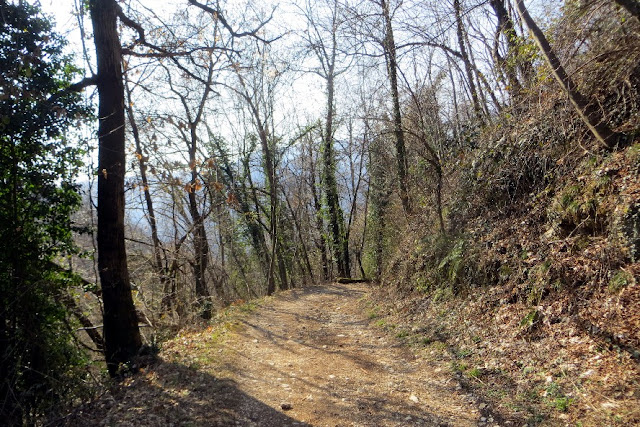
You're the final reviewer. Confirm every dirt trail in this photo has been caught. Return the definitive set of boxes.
[78,283,487,426]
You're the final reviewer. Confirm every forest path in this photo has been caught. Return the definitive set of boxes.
[87,283,485,426]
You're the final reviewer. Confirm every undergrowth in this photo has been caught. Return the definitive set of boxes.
[375,12,640,423]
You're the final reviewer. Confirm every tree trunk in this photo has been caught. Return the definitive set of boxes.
[381,0,411,215]
[515,0,620,149]
[446,55,462,141]
[284,192,315,284]
[613,0,640,23]
[188,125,212,319]
[309,150,330,281]
[323,69,351,278]
[453,0,484,124]
[489,0,524,97]
[57,291,105,352]
[462,24,492,118]
[254,107,282,294]
[435,164,445,234]
[368,135,390,281]
[89,0,142,377]
[215,138,272,292]
[244,155,276,294]
[124,82,171,311]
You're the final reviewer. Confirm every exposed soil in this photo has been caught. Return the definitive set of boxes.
[67,283,497,426]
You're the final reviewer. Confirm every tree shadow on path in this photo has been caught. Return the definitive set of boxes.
[63,358,310,427]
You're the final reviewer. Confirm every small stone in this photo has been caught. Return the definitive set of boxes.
[478,403,487,409]
[580,369,595,378]
[281,402,293,411]
[480,417,487,422]
[328,374,336,379]
[409,394,419,403]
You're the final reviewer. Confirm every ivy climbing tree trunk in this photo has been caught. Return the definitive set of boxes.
[302,0,351,279]
[89,0,142,377]
[323,68,351,278]
[381,0,411,215]
[309,144,330,281]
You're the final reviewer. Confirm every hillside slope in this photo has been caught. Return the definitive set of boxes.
[370,4,640,422]
[376,108,640,426]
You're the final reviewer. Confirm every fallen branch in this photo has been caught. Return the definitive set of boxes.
[336,277,371,284]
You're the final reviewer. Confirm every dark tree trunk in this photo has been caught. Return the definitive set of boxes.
[189,191,212,319]
[284,191,315,284]
[57,291,105,352]
[0,297,18,424]
[368,132,391,282]
[89,0,142,377]
[381,0,411,215]
[1,157,18,422]
[277,248,290,290]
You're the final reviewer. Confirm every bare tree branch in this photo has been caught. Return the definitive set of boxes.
[187,0,280,43]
